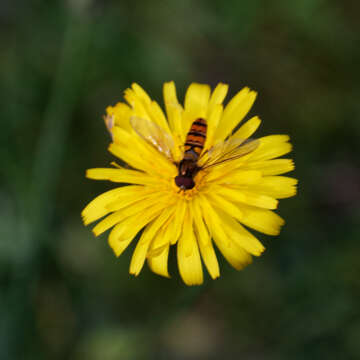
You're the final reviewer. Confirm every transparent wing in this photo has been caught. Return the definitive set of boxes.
[199,138,260,169]
[130,116,175,161]
[103,114,114,140]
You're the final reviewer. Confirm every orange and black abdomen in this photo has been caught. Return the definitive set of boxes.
[184,118,207,159]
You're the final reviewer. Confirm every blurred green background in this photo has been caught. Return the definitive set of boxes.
[1,0,360,359]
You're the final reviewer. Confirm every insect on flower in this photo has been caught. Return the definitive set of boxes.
[131,116,260,191]
[82,82,297,285]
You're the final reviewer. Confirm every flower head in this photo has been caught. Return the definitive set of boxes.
[82,82,297,285]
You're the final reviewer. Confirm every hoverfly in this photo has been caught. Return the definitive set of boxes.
[130,116,260,190]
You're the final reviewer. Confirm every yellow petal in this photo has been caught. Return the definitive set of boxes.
[131,83,172,135]
[113,125,176,171]
[208,83,228,113]
[169,199,187,245]
[227,170,263,185]
[105,187,154,212]
[146,212,178,278]
[182,209,194,258]
[213,231,253,271]
[147,243,170,278]
[168,103,186,145]
[198,194,229,247]
[81,186,135,225]
[204,104,223,151]
[92,211,128,237]
[131,83,151,105]
[93,193,172,236]
[109,136,175,177]
[197,241,220,280]
[191,199,220,279]
[249,135,292,161]
[124,88,149,121]
[147,207,177,257]
[107,201,168,256]
[215,87,257,142]
[147,100,172,134]
[184,83,211,117]
[206,192,243,221]
[243,159,295,176]
[177,209,203,286]
[106,102,132,132]
[205,169,262,186]
[199,195,252,270]
[109,128,156,173]
[130,206,174,276]
[147,243,168,258]
[232,116,261,140]
[183,83,211,133]
[215,208,265,255]
[86,168,157,186]
[240,205,285,235]
[246,176,298,199]
[163,81,184,136]
[215,186,278,209]
[108,231,133,257]
[190,199,210,247]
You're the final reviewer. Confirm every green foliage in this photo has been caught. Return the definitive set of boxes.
[1,0,359,359]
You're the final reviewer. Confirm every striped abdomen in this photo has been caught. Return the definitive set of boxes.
[184,118,207,161]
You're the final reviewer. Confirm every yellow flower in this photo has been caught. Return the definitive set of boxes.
[82,82,297,285]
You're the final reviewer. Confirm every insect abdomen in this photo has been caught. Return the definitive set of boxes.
[184,118,207,158]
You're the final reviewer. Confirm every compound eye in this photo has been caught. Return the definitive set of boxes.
[175,176,195,190]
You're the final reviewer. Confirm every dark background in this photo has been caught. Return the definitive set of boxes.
[1,1,359,359]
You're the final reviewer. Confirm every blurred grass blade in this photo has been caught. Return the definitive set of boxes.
[29,7,92,236]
